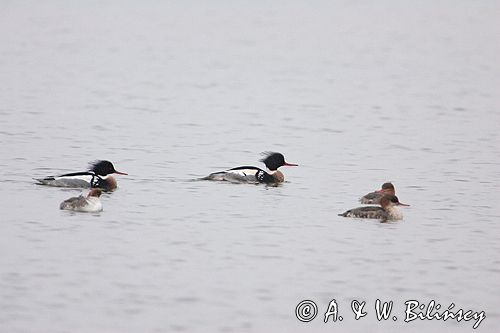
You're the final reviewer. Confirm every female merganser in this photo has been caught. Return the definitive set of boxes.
[359,182,396,204]
[204,152,298,184]
[60,188,103,212]
[35,160,127,191]
[339,195,409,222]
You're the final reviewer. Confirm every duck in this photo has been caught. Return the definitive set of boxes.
[204,152,298,184]
[339,195,409,222]
[35,160,127,191]
[59,188,103,212]
[359,182,396,204]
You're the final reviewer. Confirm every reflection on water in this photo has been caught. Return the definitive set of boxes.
[1,1,499,332]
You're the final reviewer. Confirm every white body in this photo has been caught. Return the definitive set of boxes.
[36,174,95,188]
[206,168,261,183]
[385,206,403,220]
[52,174,94,187]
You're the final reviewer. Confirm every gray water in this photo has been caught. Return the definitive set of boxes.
[1,1,499,332]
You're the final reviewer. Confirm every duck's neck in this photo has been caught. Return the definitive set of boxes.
[96,175,117,190]
[269,170,284,183]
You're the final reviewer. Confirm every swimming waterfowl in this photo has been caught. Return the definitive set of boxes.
[339,195,409,222]
[35,160,127,191]
[359,182,396,204]
[204,152,298,184]
[59,188,103,212]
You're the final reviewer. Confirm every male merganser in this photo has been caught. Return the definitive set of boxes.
[35,160,127,191]
[339,195,409,222]
[60,188,103,212]
[359,182,396,204]
[204,152,298,184]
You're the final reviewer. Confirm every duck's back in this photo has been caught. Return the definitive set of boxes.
[339,206,388,220]
[36,170,98,188]
[359,191,383,204]
[204,166,275,183]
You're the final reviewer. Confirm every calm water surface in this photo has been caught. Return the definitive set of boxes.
[1,1,499,332]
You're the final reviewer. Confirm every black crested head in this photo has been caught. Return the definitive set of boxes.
[260,152,286,171]
[89,160,117,176]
